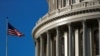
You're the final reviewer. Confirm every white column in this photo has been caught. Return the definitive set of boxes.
[87,28,91,56]
[64,32,68,56]
[66,0,68,6]
[83,21,93,56]
[35,40,40,56]
[67,0,71,5]
[47,31,51,56]
[82,21,87,56]
[89,28,93,56]
[51,38,54,56]
[58,0,61,9]
[48,0,50,12]
[55,0,57,9]
[98,19,100,55]
[35,42,37,56]
[49,0,52,12]
[68,24,73,56]
[40,36,44,56]
[82,21,86,56]
[51,0,54,11]
[62,0,64,7]
[56,27,62,56]
[54,0,56,10]
[61,0,63,8]
[54,37,56,56]
[75,29,79,56]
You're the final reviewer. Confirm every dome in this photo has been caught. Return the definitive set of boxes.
[32,0,100,56]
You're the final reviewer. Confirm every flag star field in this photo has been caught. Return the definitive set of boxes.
[0,0,48,56]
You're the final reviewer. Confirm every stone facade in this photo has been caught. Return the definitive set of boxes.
[32,0,100,56]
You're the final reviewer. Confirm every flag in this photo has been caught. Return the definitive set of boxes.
[8,23,24,37]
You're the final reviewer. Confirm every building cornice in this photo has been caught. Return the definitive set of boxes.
[32,1,100,38]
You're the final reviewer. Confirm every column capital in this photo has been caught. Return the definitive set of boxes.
[82,18,86,23]
[56,26,60,30]
[68,23,72,27]
[35,39,39,42]
[46,31,50,35]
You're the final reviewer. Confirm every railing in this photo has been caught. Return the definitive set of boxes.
[36,1,100,25]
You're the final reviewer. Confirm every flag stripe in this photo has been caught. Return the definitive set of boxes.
[8,23,23,37]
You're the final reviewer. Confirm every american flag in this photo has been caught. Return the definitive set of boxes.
[8,23,24,37]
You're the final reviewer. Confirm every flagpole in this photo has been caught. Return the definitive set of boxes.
[6,17,8,56]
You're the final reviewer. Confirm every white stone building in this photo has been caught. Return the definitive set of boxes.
[32,0,100,56]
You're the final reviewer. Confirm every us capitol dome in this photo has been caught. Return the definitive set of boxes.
[32,0,100,56]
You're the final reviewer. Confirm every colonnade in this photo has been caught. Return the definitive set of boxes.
[35,19,100,56]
